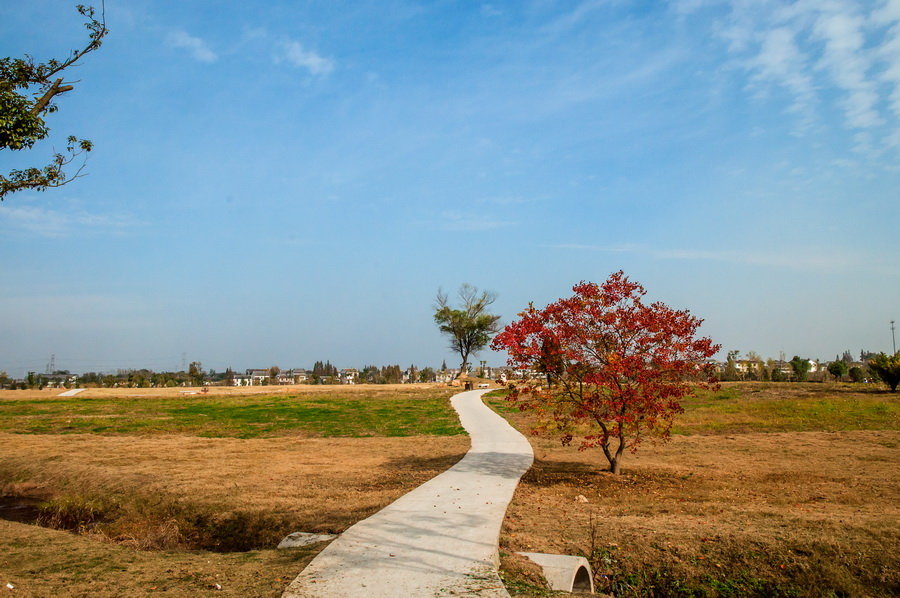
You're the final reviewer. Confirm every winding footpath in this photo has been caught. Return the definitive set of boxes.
[282,388,534,597]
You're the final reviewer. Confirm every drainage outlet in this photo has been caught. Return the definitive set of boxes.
[517,552,594,594]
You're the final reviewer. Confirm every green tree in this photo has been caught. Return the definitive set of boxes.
[868,352,900,392]
[434,284,501,375]
[188,361,204,386]
[380,365,402,384]
[418,367,435,382]
[722,350,740,381]
[827,360,848,381]
[849,366,865,383]
[789,356,811,382]
[828,360,850,380]
[359,365,380,384]
[1,5,108,199]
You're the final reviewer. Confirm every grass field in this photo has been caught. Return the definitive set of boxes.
[0,384,468,597]
[488,382,900,597]
[2,382,897,597]
[0,385,462,437]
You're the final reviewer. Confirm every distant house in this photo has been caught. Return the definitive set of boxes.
[245,369,270,385]
[735,359,764,374]
[231,372,252,386]
[41,373,77,388]
[288,369,308,384]
[339,368,359,384]
[493,367,514,382]
[436,368,461,383]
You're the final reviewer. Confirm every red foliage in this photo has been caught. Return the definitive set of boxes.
[491,271,720,474]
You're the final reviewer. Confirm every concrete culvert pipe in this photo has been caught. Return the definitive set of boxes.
[517,552,595,594]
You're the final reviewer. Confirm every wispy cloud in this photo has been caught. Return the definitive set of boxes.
[812,7,882,129]
[167,30,218,63]
[543,0,612,35]
[481,4,502,18]
[682,0,900,151]
[748,26,817,127]
[0,204,136,238]
[276,40,334,76]
[440,210,514,231]
[549,242,855,271]
[476,195,537,206]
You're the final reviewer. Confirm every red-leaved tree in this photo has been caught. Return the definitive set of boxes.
[491,271,720,474]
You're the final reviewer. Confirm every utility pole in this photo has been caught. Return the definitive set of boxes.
[892,320,896,354]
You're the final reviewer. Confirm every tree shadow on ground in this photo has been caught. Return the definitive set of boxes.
[520,458,600,487]
[380,452,468,473]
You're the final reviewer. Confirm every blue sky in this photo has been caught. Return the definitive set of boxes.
[2,0,898,377]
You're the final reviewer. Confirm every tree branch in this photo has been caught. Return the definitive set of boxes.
[29,78,74,116]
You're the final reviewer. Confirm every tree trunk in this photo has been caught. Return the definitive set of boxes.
[603,434,627,475]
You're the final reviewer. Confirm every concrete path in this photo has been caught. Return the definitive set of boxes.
[282,388,534,597]
[57,388,86,397]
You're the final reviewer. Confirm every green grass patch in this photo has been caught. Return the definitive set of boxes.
[485,382,899,435]
[0,389,463,438]
[674,384,900,435]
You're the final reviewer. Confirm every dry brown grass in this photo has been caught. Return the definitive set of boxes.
[0,432,469,536]
[493,383,900,597]
[0,384,469,596]
[0,518,323,597]
[0,382,444,401]
[0,433,468,595]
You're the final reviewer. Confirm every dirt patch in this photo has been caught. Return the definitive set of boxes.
[499,430,899,596]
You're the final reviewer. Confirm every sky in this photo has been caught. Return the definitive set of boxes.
[1,0,899,377]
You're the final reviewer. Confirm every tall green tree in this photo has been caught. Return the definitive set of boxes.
[188,361,204,386]
[434,284,501,375]
[1,4,108,199]
[827,360,848,381]
[789,356,811,382]
[868,352,900,392]
[723,350,740,381]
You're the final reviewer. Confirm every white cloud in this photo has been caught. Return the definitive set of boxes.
[749,26,817,124]
[481,4,502,18]
[277,40,334,75]
[0,204,136,238]
[812,8,883,129]
[167,30,217,63]
[874,0,900,124]
[687,0,900,151]
[549,243,854,271]
[440,211,514,231]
